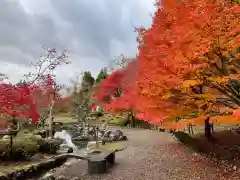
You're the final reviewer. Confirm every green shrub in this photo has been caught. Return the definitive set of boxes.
[62,125,74,131]
[12,137,39,158]
[38,138,63,154]
[33,129,48,138]
[0,137,39,161]
[0,132,64,161]
[0,140,11,160]
[88,111,103,118]
[16,133,63,154]
[20,119,36,131]
[108,116,129,126]
[17,129,31,136]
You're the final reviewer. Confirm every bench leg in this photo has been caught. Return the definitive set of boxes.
[107,152,115,165]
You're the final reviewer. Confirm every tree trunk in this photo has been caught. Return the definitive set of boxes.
[188,124,194,135]
[211,123,214,133]
[130,111,136,128]
[204,117,212,139]
[48,99,55,139]
[188,124,191,134]
[190,124,194,135]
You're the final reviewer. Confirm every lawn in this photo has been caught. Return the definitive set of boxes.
[95,142,125,152]
[53,114,78,123]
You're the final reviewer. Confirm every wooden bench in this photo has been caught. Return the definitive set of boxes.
[87,151,116,174]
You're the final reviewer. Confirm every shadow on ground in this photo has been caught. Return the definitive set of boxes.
[174,130,240,168]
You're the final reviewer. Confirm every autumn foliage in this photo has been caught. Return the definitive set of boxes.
[95,0,240,129]
[0,83,39,124]
[0,74,71,125]
[0,48,71,126]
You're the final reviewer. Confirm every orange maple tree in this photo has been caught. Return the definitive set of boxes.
[95,0,240,129]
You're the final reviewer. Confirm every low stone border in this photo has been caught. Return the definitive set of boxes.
[0,155,68,180]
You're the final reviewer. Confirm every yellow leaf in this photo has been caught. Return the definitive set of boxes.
[210,115,240,125]
[161,91,172,100]
[193,94,216,101]
[182,80,200,88]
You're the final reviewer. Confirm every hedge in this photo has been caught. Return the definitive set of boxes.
[108,116,129,126]
[0,134,63,161]
[18,133,63,154]
[0,137,39,161]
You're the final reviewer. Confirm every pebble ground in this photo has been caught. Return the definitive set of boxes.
[53,128,240,180]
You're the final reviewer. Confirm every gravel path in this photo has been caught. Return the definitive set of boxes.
[53,128,240,180]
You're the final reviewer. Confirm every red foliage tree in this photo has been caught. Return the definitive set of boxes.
[95,0,239,128]
[95,59,138,113]
[32,74,71,122]
[0,47,71,128]
[0,83,39,124]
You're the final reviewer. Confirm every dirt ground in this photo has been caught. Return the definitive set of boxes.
[52,128,240,180]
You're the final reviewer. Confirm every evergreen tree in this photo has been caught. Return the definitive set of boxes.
[95,68,108,84]
[71,71,95,121]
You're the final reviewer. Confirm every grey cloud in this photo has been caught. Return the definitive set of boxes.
[0,0,154,83]
[50,0,129,59]
[50,0,153,61]
[0,1,60,65]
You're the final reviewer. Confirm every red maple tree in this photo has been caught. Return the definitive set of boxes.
[0,47,71,127]
[95,59,138,113]
[95,0,239,128]
[0,83,39,124]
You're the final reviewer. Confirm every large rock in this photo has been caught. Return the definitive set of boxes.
[86,141,102,152]
[109,132,118,142]
[34,134,43,139]
[72,134,88,141]
[102,137,113,144]
[2,135,11,141]
[72,177,80,180]
[88,135,96,141]
[119,135,128,141]
[41,173,56,180]
[103,130,112,138]
[97,131,103,138]
[34,129,48,138]
[115,130,123,137]
[99,129,106,135]
[71,132,82,138]
[56,175,68,180]
[57,144,73,154]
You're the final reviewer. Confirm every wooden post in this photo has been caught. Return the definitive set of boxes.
[96,126,99,148]
[10,134,13,156]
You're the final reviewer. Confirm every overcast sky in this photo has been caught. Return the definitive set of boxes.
[0,0,155,84]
